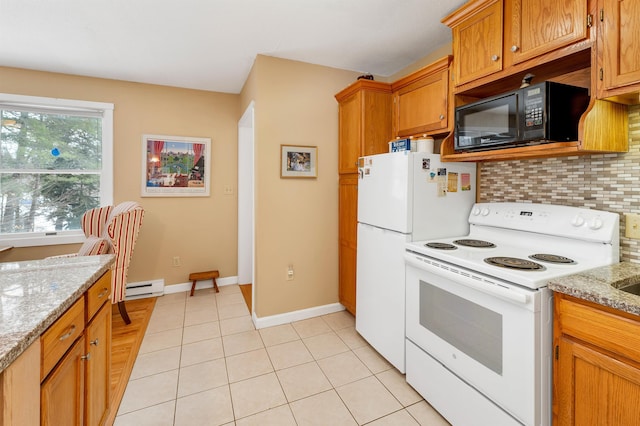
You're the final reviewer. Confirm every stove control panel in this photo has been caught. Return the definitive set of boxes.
[469,202,619,243]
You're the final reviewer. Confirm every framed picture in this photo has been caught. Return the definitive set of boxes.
[141,134,211,197]
[280,145,317,178]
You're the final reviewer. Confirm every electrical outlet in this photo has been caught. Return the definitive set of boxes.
[286,265,294,281]
[172,256,181,267]
[223,185,234,195]
[626,214,640,239]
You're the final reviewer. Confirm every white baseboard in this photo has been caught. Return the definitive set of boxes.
[163,275,238,294]
[162,278,345,330]
[252,303,345,329]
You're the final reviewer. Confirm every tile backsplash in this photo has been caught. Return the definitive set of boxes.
[479,104,640,263]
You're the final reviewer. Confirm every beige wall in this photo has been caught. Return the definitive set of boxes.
[241,55,360,317]
[0,66,240,286]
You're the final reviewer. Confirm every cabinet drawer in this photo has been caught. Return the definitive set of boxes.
[556,295,640,362]
[41,298,85,380]
[86,271,111,321]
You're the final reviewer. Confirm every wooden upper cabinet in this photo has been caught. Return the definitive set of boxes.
[391,56,452,137]
[599,0,640,93]
[508,0,589,65]
[443,0,503,87]
[335,80,392,174]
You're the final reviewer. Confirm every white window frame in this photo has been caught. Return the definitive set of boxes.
[0,93,113,247]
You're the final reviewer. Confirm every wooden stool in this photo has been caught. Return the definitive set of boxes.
[188,270,220,296]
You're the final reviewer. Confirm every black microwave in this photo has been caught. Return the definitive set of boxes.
[454,81,589,151]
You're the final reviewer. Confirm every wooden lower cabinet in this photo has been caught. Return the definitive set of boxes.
[40,271,112,426]
[553,293,640,425]
[85,303,111,426]
[339,174,358,314]
[41,337,85,426]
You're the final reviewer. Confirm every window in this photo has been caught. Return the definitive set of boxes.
[0,93,113,247]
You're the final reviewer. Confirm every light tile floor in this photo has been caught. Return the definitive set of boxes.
[114,285,450,426]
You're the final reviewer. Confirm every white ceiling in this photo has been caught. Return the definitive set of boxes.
[0,0,466,94]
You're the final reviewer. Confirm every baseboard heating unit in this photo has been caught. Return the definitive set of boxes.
[125,279,165,300]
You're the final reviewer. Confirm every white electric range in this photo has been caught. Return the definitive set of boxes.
[404,202,620,426]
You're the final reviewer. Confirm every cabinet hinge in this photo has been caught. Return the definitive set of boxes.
[555,345,559,360]
[587,14,593,28]
[599,68,604,81]
[600,8,604,22]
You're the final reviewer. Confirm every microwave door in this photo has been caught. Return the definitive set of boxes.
[455,92,518,151]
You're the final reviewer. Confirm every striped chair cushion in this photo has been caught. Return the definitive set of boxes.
[107,202,145,303]
[78,236,111,256]
[81,206,113,237]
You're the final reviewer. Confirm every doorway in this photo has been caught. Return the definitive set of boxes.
[238,102,255,315]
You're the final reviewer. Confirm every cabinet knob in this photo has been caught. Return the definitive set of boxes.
[81,353,91,361]
[491,55,499,62]
[439,114,445,120]
[90,338,99,346]
[511,45,519,52]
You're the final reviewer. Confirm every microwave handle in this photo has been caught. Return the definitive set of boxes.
[405,254,530,305]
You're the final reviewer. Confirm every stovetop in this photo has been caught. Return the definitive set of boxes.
[406,202,620,290]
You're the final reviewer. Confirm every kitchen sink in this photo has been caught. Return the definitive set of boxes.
[618,282,640,296]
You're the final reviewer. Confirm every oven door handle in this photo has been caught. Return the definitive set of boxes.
[405,254,530,305]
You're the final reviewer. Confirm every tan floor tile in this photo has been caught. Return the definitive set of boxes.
[220,315,255,336]
[155,292,186,307]
[185,293,217,312]
[322,310,355,331]
[229,373,287,419]
[336,376,402,424]
[113,400,176,426]
[139,328,183,354]
[353,345,393,374]
[292,317,332,338]
[405,401,451,426]
[266,340,314,370]
[130,346,181,380]
[259,323,300,347]
[184,306,218,327]
[222,330,264,356]
[177,358,229,397]
[336,327,369,350]
[219,284,241,294]
[218,302,251,320]
[174,386,234,426]
[303,331,349,360]
[376,369,422,407]
[235,405,296,426]
[368,409,420,425]
[317,351,371,387]
[145,309,185,334]
[182,321,221,344]
[289,390,357,426]
[180,337,224,367]
[276,361,332,402]
[118,370,179,415]
[217,292,245,307]
[226,348,274,383]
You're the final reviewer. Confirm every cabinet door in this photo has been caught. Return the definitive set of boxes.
[339,175,358,314]
[601,0,640,90]
[85,303,111,426]
[509,0,588,64]
[452,0,503,86]
[338,91,363,174]
[41,336,85,426]
[394,66,450,137]
[555,336,640,425]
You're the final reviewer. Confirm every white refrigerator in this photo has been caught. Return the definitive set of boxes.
[356,152,476,373]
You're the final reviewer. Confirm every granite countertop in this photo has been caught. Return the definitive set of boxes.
[0,254,114,373]
[548,261,640,316]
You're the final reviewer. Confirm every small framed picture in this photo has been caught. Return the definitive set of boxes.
[280,145,317,178]
[142,134,211,197]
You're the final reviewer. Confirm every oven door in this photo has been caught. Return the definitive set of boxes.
[405,253,551,426]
